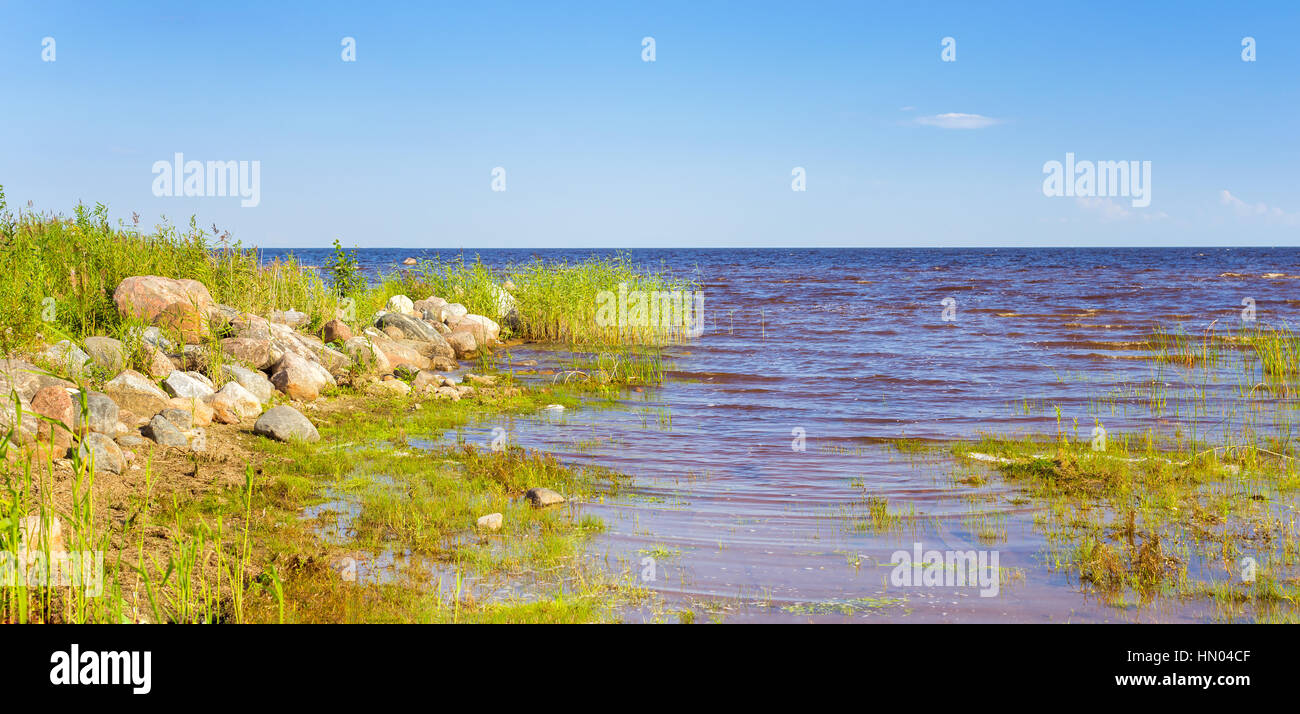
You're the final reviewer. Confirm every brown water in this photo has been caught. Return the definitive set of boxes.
[284,246,1300,621]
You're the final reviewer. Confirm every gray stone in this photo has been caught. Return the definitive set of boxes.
[70,391,120,435]
[525,487,565,508]
[74,432,124,474]
[411,370,447,393]
[253,405,320,443]
[162,370,214,400]
[220,364,273,403]
[464,373,497,387]
[40,340,90,376]
[457,314,501,345]
[0,359,45,402]
[128,325,174,352]
[444,330,477,358]
[143,414,189,447]
[317,346,352,376]
[0,392,36,444]
[221,337,275,369]
[103,370,170,418]
[214,304,241,324]
[367,379,411,397]
[184,370,214,389]
[82,336,127,373]
[376,312,442,343]
[179,345,208,371]
[210,381,262,422]
[158,408,193,430]
[343,336,392,373]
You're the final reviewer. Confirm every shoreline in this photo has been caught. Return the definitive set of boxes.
[0,204,685,623]
[2,305,663,623]
[3,204,1299,623]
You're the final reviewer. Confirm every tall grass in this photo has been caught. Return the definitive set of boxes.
[384,253,699,346]
[1148,322,1300,397]
[1,193,699,355]
[1239,323,1300,395]
[0,191,344,355]
[0,381,271,624]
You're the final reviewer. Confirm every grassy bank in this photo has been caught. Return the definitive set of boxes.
[0,196,687,623]
[0,193,698,354]
[2,380,656,623]
[0,192,342,356]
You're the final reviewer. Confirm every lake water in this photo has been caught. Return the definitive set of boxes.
[267,247,1300,622]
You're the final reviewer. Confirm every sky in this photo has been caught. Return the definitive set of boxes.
[1,0,1297,248]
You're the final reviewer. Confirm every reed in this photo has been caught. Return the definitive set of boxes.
[381,253,696,346]
[0,192,345,355]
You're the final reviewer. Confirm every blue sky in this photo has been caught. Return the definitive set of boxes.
[1,0,1297,248]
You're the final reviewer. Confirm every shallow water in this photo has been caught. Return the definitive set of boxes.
[271,247,1300,622]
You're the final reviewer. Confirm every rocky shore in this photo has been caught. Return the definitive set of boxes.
[0,274,518,472]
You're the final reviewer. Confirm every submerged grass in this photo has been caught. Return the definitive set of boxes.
[2,382,650,623]
[908,316,1300,619]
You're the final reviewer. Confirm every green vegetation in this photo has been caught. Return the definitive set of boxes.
[944,319,1300,620]
[323,238,366,298]
[0,194,695,358]
[557,347,669,390]
[0,191,344,355]
[383,253,698,345]
[1,383,652,623]
[0,197,690,623]
[782,595,906,616]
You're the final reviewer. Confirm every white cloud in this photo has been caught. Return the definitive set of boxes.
[1219,189,1295,223]
[1076,197,1168,223]
[914,112,1000,129]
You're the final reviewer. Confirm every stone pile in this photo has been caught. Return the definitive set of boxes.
[1,276,517,469]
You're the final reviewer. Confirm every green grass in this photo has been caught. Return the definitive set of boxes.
[2,381,648,623]
[0,195,695,363]
[380,253,699,345]
[557,347,669,389]
[0,191,346,356]
[0,197,691,624]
